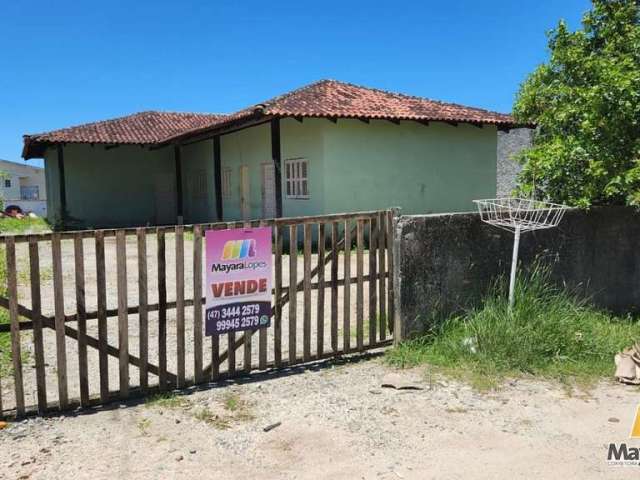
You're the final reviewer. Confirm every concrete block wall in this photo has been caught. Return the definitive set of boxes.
[393,207,640,340]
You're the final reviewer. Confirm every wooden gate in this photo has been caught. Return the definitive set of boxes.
[0,209,396,417]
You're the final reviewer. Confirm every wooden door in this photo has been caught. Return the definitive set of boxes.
[261,163,277,219]
[240,165,250,220]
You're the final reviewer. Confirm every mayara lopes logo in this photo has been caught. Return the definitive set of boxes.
[607,405,640,466]
[221,239,256,260]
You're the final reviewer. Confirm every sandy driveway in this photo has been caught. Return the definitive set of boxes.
[1,356,639,480]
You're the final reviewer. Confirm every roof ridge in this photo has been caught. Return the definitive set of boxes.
[317,79,512,117]
[258,79,334,110]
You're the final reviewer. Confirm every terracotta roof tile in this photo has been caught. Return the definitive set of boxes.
[22,111,226,158]
[262,79,515,124]
[23,80,523,158]
[165,79,521,143]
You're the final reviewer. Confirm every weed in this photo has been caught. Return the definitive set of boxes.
[386,265,640,390]
[145,392,190,410]
[136,417,152,435]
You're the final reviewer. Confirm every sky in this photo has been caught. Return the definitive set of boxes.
[0,0,591,166]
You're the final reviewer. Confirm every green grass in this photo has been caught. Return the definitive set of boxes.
[145,392,191,409]
[0,216,51,375]
[0,216,50,235]
[386,266,640,390]
[0,244,9,375]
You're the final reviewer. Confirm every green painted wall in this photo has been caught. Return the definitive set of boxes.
[280,118,326,217]
[46,144,176,228]
[43,117,497,229]
[219,122,271,221]
[322,119,497,214]
[43,148,61,222]
[180,139,217,224]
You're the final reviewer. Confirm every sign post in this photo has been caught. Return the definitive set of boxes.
[204,227,273,336]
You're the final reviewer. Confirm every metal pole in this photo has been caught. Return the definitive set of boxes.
[508,225,521,310]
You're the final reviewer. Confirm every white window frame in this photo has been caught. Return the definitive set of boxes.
[284,158,309,200]
[221,167,232,198]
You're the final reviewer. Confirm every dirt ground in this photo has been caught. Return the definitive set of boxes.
[1,355,639,480]
[4,233,385,412]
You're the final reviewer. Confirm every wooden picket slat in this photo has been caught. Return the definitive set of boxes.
[377,212,387,341]
[0,209,393,416]
[274,225,283,367]
[29,238,47,413]
[303,223,312,362]
[51,233,68,410]
[193,225,203,383]
[227,332,236,375]
[115,231,129,399]
[6,237,24,415]
[316,223,325,356]
[343,220,351,352]
[74,234,89,407]
[243,221,252,374]
[157,229,168,390]
[289,224,298,363]
[95,230,109,402]
[137,228,149,392]
[330,222,338,353]
[258,220,268,370]
[356,220,364,351]
[387,210,395,334]
[211,334,220,381]
[175,226,186,388]
[368,217,377,346]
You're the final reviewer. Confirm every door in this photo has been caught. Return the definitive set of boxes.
[240,165,250,221]
[261,163,277,219]
[154,173,177,225]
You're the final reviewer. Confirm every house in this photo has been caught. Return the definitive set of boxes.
[22,80,526,229]
[0,159,47,217]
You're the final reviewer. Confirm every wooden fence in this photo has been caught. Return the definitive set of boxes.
[0,209,396,417]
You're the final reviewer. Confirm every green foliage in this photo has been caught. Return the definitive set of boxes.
[514,0,640,207]
[0,216,50,235]
[386,266,640,388]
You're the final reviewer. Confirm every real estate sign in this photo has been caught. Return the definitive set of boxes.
[204,227,273,336]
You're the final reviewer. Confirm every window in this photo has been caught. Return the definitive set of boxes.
[222,168,232,198]
[190,170,207,199]
[285,158,309,199]
[4,179,10,188]
[20,186,39,200]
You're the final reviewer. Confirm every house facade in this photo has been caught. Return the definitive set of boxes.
[0,159,47,216]
[22,80,525,229]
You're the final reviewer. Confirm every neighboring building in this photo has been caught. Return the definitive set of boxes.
[497,128,533,197]
[22,80,527,229]
[0,159,47,216]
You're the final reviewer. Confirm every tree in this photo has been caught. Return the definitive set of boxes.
[513,0,640,207]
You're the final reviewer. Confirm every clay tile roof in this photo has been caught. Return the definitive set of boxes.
[23,79,524,158]
[261,79,516,124]
[22,111,226,159]
[164,79,522,144]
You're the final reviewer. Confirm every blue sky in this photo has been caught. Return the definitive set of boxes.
[1,0,590,166]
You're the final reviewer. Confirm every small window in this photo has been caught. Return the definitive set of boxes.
[4,179,10,188]
[191,170,207,199]
[222,168,232,198]
[20,186,39,200]
[285,158,309,199]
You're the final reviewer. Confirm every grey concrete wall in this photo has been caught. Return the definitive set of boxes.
[497,128,532,196]
[394,207,640,339]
